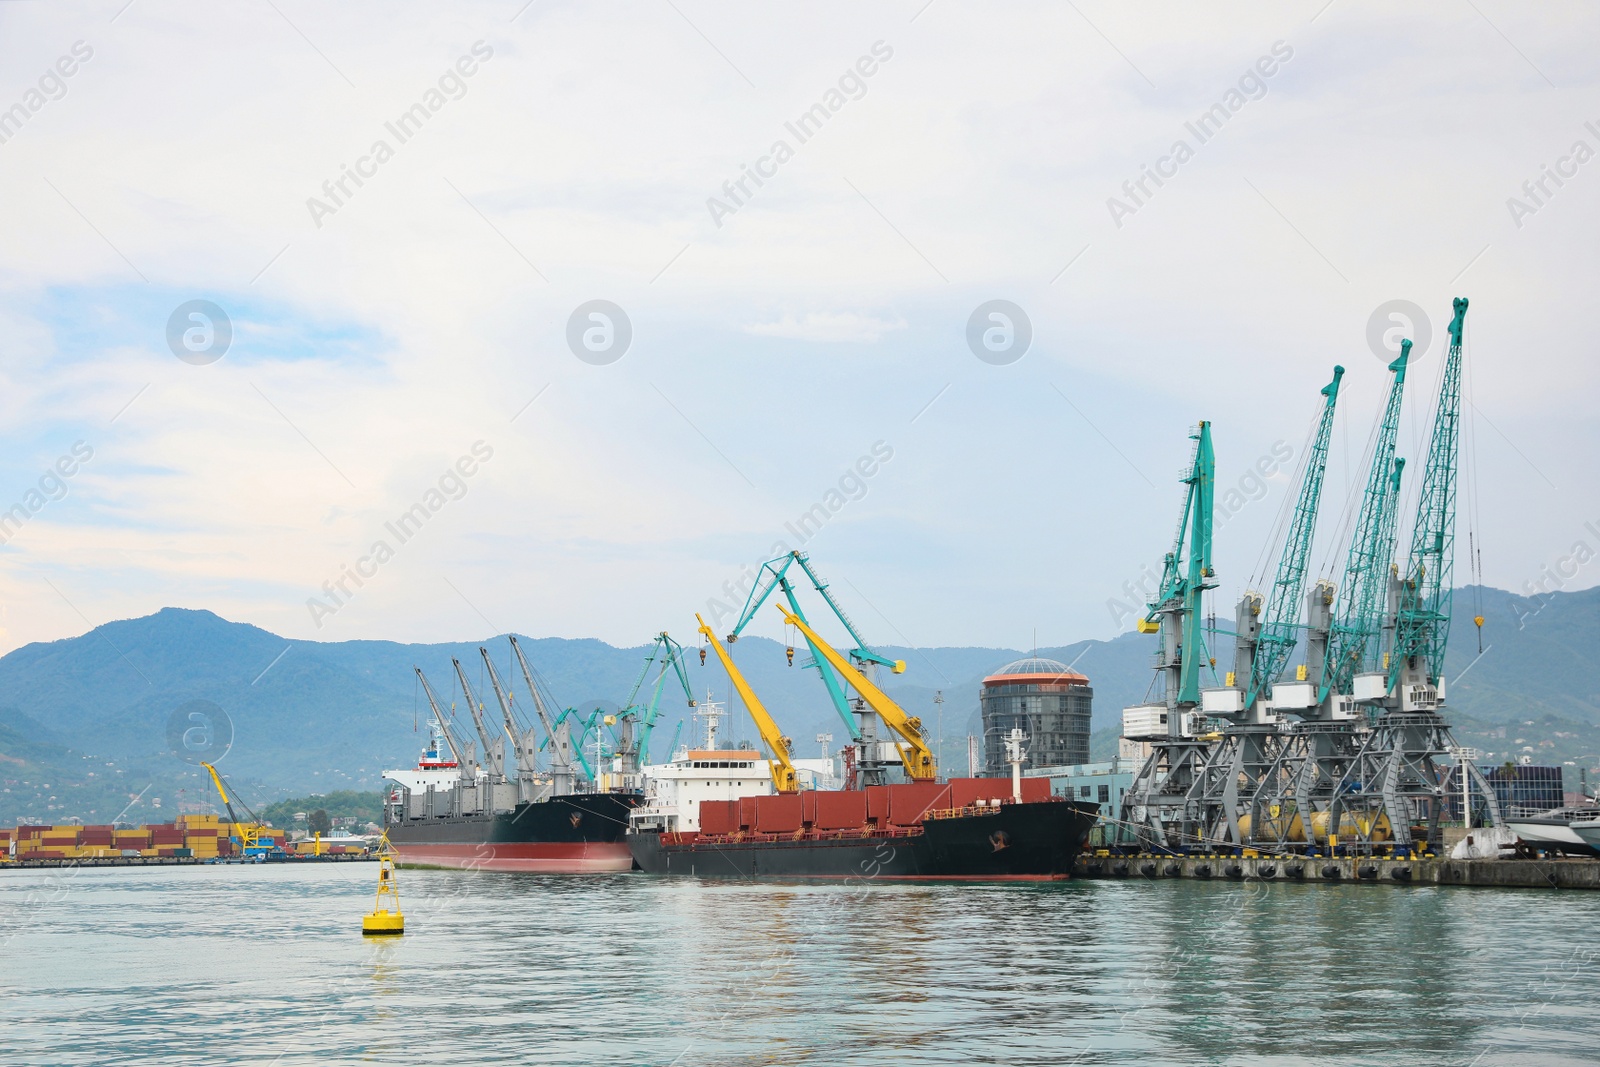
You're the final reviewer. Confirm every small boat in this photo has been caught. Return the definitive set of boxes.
[1506,802,1600,855]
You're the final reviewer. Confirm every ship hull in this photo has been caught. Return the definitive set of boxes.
[629,799,1098,880]
[388,792,641,873]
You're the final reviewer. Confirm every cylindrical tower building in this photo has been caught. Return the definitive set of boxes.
[980,657,1092,775]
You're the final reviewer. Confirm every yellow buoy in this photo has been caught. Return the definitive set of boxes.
[362,832,404,937]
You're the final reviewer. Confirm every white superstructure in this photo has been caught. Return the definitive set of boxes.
[630,698,840,832]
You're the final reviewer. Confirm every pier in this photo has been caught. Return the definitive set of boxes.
[1075,852,1600,889]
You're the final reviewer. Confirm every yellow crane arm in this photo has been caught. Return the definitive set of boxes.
[201,761,232,807]
[695,613,798,793]
[775,606,936,780]
[201,761,262,848]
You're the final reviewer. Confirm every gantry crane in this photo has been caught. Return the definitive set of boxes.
[696,613,799,792]
[775,605,934,781]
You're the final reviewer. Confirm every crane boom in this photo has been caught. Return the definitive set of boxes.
[1321,343,1410,700]
[508,635,582,791]
[479,646,541,796]
[1391,298,1469,690]
[415,668,474,781]
[696,613,798,792]
[451,658,505,780]
[774,605,935,780]
[201,761,266,852]
[1245,367,1344,707]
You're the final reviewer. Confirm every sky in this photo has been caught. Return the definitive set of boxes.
[0,1,1595,658]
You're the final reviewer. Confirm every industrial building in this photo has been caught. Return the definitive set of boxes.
[981,656,1092,775]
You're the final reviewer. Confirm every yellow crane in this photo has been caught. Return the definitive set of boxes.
[695,613,799,793]
[200,761,270,855]
[776,605,936,780]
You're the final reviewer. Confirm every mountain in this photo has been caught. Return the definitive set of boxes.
[0,585,1595,823]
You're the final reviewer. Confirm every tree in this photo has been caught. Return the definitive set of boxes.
[308,808,331,835]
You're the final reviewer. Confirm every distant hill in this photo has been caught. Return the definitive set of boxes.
[0,585,1594,823]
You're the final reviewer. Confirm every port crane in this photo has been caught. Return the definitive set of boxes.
[415,667,480,792]
[478,646,542,803]
[728,551,906,745]
[1119,421,1217,850]
[451,658,507,785]
[775,605,935,781]
[1319,342,1412,707]
[1190,370,1344,846]
[696,613,799,792]
[1328,297,1502,851]
[200,761,276,858]
[616,632,696,778]
[508,635,583,795]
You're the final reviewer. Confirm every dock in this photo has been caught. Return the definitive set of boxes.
[1075,852,1600,889]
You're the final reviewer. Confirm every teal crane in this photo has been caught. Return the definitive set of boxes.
[726,551,905,742]
[1242,367,1345,708]
[1138,421,1216,714]
[1320,342,1411,702]
[1390,298,1469,693]
[618,632,696,768]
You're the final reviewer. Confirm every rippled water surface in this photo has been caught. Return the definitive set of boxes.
[2,863,1597,1066]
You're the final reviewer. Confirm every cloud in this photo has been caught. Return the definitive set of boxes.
[742,312,908,343]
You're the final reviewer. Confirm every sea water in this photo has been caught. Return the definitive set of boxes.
[1,862,1596,1066]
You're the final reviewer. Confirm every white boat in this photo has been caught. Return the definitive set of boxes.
[630,697,838,834]
[1506,802,1600,855]
[1571,817,1600,852]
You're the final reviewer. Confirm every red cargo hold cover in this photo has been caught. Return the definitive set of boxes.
[698,800,738,835]
[755,794,803,833]
[886,782,953,826]
[812,790,869,830]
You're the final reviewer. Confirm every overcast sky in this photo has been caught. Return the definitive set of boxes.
[0,1,1594,657]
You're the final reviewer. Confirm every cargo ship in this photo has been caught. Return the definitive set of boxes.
[383,640,643,872]
[628,607,1099,880]
[628,775,1098,880]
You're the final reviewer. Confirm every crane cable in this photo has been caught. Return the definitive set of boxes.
[1464,327,1485,652]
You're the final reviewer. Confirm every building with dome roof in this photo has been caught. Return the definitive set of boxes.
[980,656,1092,775]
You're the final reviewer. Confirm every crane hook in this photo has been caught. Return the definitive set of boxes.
[699,647,706,666]
[786,646,794,666]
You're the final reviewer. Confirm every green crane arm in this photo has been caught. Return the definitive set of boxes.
[1139,422,1216,707]
[1245,367,1344,706]
[1391,298,1469,689]
[1322,343,1411,700]
[730,553,863,742]
[620,633,696,767]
